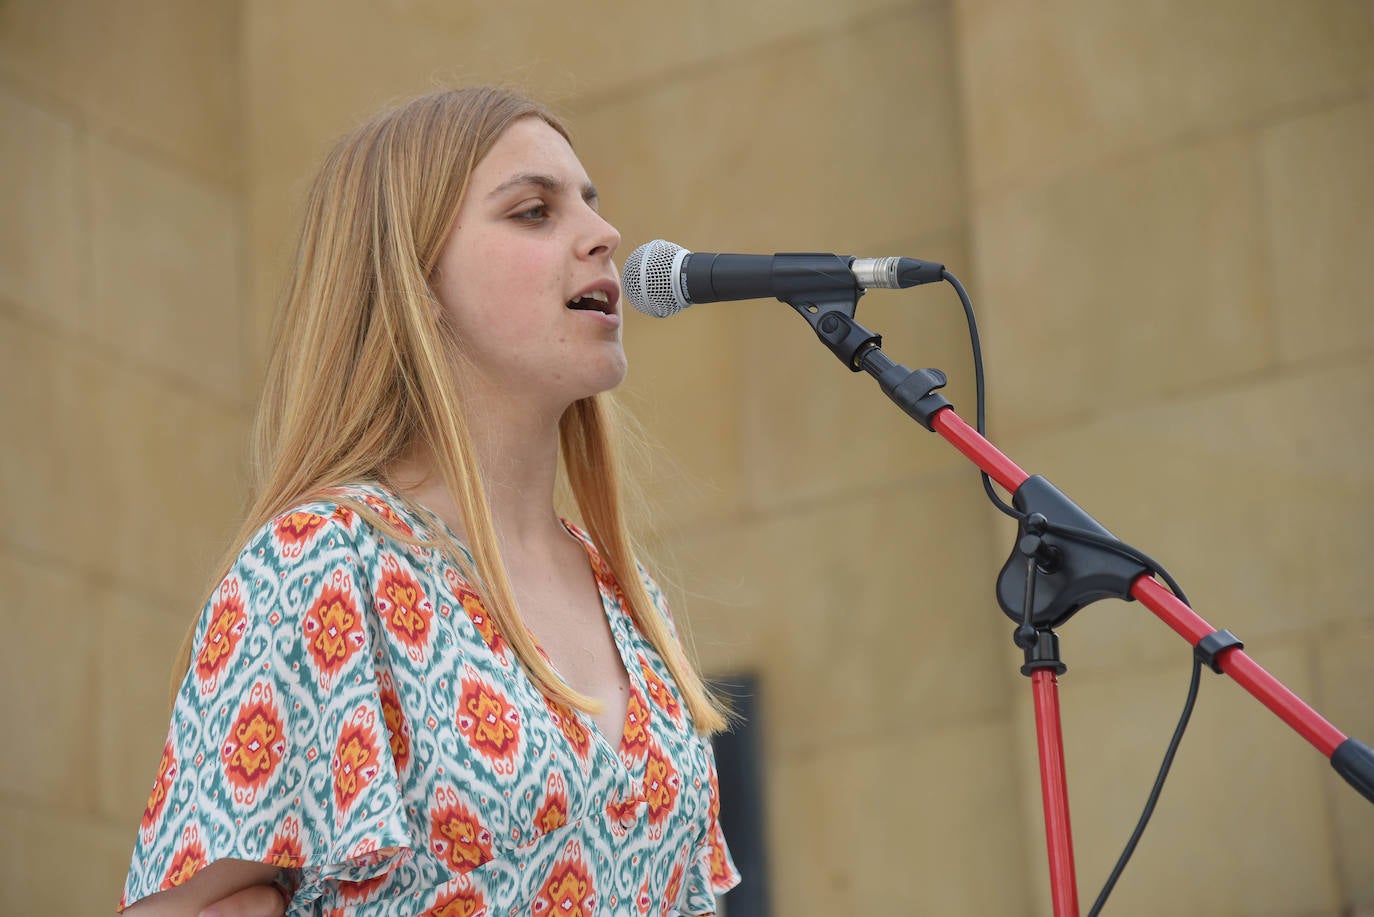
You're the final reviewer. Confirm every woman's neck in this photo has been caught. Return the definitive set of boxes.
[385,399,568,553]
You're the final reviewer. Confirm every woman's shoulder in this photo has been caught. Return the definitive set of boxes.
[210,484,461,618]
[272,480,420,531]
[240,481,435,559]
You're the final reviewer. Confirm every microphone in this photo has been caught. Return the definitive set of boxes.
[621,239,946,317]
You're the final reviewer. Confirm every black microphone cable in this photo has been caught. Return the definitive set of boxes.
[943,268,1203,915]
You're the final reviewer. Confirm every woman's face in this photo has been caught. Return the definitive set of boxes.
[431,116,625,414]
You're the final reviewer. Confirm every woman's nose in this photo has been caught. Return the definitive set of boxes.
[585,211,621,260]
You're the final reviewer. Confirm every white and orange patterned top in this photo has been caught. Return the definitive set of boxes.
[120,481,738,915]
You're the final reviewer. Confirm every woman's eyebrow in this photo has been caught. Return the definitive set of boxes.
[487,172,599,205]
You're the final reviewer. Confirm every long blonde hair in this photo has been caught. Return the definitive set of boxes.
[174,86,727,733]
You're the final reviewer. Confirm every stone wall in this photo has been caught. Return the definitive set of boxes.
[0,2,247,913]
[1,1,1369,913]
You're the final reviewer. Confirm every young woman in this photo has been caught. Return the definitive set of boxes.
[119,86,738,916]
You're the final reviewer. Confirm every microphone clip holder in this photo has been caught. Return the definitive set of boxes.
[784,291,879,371]
[791,296,957,434]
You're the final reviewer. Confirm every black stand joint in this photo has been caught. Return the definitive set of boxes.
[996,476,1149,630]
[1020,628,1068,677]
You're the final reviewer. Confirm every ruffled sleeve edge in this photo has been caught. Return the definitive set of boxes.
[117,833,417,914]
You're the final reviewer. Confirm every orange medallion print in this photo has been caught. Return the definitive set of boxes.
[332,706,382,814]
[532,842,596,917]
[428,785,495,874]
[377,671,411,773]
[661,862,685,916]
[448,576,507,659]
[456,672,520,774]
[139,737,177,841]
[266,815,305,868]
[273,510,329,559]
[426,877,487,917]
[220,681,286,805]
[302,568,366,683]
[159,825,207,891]
[362,494,413,536]
[545,698,592,761]
[195,577,247,692]
[375,553,433,660]
[620,686,651,760]
[643,741,681,832]
[639,656,682,723]
[534,772,570,837]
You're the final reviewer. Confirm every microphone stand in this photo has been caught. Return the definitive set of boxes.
[781,284,1374,916]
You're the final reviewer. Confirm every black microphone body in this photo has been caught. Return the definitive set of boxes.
[621,240,946,317]
[682,252,858,304]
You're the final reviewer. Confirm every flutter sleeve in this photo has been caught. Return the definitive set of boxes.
[682,740,741,915]
[120,508,413,912]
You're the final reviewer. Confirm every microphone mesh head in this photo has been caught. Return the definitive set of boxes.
[621,239,688,317]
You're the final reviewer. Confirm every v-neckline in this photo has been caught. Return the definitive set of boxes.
[553,520,641,767]
[356,480,641,770]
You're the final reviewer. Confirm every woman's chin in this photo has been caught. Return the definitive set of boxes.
[586,350,629,395]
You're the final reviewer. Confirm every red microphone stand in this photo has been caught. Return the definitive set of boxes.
[928,404,1370,914]
[780,279,1374,916]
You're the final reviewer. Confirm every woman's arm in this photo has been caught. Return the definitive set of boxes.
[121,860,284,916]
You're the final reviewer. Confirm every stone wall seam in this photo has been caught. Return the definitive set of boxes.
[0,69,243,195]
[0,533,199,627]
[0,294,254,415]
[971,83,1374,210]
[565,0,948,117]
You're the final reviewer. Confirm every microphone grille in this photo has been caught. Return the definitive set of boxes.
[621,239,688,318]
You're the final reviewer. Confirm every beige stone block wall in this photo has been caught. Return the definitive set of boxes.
[0,3,247,914]
[0,553,100,811]
[975,132,1275,436]
[956,0,1374,198]
[1,316,249,605]
[1262,96,1374,365]
[658,469,1007,757]
[771,719,1028,914]
[0,0,242,183]
[87,136,242,401]
[0,89,82,318]
[0,802,135,915]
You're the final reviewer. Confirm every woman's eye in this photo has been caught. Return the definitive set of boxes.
[514,204,548,222]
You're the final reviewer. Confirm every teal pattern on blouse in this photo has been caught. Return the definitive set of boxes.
[120,482,738,916]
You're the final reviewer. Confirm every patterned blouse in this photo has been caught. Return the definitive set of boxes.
[120,482,739,915]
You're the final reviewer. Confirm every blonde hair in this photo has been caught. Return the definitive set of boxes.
[174,86,727,733]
